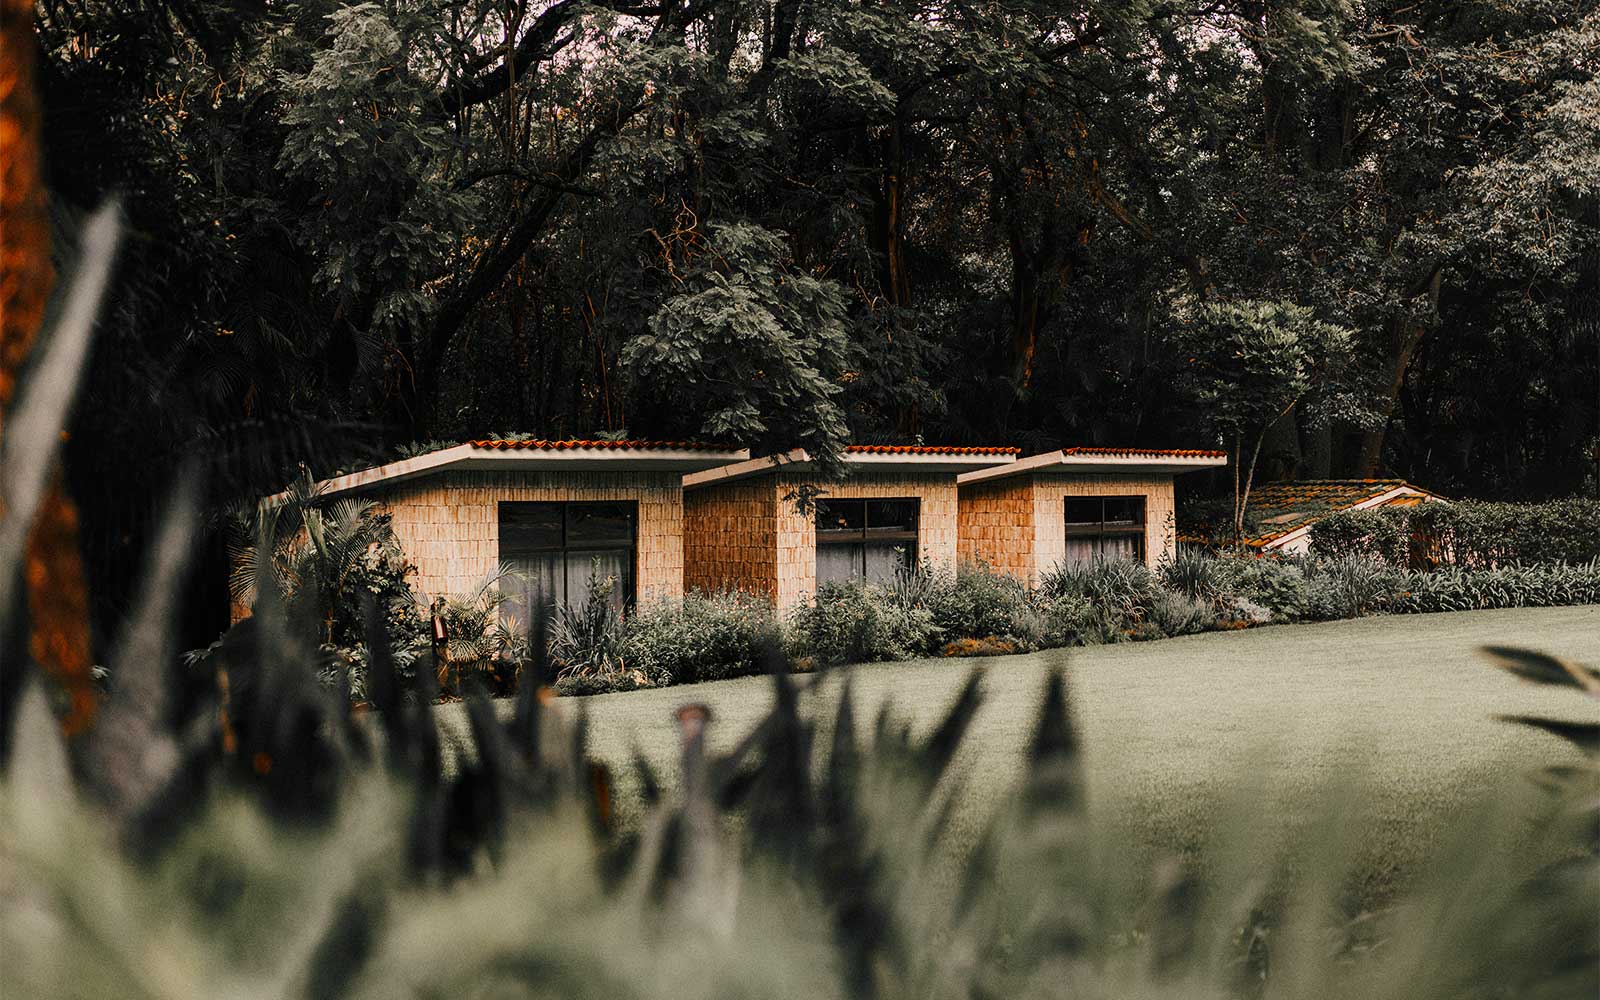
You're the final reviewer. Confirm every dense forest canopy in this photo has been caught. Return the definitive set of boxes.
[28,0,1600,638]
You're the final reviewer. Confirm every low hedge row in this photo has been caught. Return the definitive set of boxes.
[549,555,1600,695]
[1311,499,1600,567]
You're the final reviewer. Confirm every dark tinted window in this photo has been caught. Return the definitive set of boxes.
[815,497,920,585]
[866,499,918,535]
[1062,496,1146,566]
[498,502,637,618]
[499,502,563,550]
[1065,498,1103,525]
[816,500,866,536]
[567,502,635,546]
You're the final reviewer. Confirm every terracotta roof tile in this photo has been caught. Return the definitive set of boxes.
[1189,479,1443,547]
[846,444,1021,456]
[467,439,734,452]
[1061,446,1229,458]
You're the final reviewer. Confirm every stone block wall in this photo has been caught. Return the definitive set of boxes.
[682,479,780,600]
[378,470,685,603]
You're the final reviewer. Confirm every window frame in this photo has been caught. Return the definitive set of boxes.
[1063,495,1147,564]
[497,500,639,610]
[814,496,921,583]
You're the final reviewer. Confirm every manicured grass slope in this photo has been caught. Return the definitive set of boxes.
[437,606,1600,900]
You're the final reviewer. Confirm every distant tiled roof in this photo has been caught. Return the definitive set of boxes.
[1216,479,1443,547]
[847,444,1021,456]
[467,439,732,452]
[1060,446,1229,459]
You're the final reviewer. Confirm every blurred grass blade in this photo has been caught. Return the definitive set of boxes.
[0,201,121,619]
[79,471,199,820]
[1495,715,1600,756]
[1481,645,1600,696]
[917,668,983,783]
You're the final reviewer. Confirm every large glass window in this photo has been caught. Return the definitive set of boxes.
[815,498,919,586]
[499,502,636,622]
[1064,496,1145,565]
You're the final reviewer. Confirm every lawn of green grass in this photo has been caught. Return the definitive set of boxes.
[436,606,1600,900]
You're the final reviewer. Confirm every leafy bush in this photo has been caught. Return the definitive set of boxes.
[1159,549,1228,602]
[787,581,939,665]
[939,636,1021,657]
[1394,560,1600,614]
[624,590,781,686]
[425,569,527,696]
[1307,507,1414,565]
[1305,556,1405,620]
[1219,555,1310,621]
[1039,560,1159,628]
[1313,499,1600,567]
[1036,593,1109,646]
[924,564,1041,650]
[1147,590,1216,636]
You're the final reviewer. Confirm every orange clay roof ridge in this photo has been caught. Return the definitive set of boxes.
[846,444,1022,456]
[467,439,735,451]
[1059,446,1228,458]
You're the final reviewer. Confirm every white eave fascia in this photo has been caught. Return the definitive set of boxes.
[682,448,1019,490]
[265,443,752,506]
[957,450,1228,486]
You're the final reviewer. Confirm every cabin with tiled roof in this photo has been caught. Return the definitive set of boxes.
[956,448,1230,583]
[1190,479,1447,554]
[256,440,750,622]
[682,445,1021,607]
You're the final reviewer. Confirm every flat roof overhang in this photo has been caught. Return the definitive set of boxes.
[957,449,1228,486]
[268,442,752,505]
[683,447,1018,490]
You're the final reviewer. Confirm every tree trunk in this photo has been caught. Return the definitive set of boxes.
[1358,268,1442,476]
[871,119,910,309]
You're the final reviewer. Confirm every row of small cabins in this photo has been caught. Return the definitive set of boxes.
[268,440,1442,622]
[272,440,1225,619]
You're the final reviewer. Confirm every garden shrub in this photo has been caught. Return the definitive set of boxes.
[1313,499,1600,567]
[788,581,939,666]
[1036,593,1106,646]
[1159,549,1227,602]
[1147,590,1216,636]
[549,573,631,685]
[1307,508,1413,565]
[623,590,780,686]
[924,564,1041,650]
[1222,596,1273,626]
[1125,620,1168,642]
[940,636,1021,657]
[1305,556,1405,620]
[1039,560,1159,631]
[1393,560,1600,614]
[1219,556,1310,621]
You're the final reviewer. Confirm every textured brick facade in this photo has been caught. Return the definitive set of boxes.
[683,479,780,599]
[958,472,1177,584]
[377,470,685,602]
[683,469,961,607]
